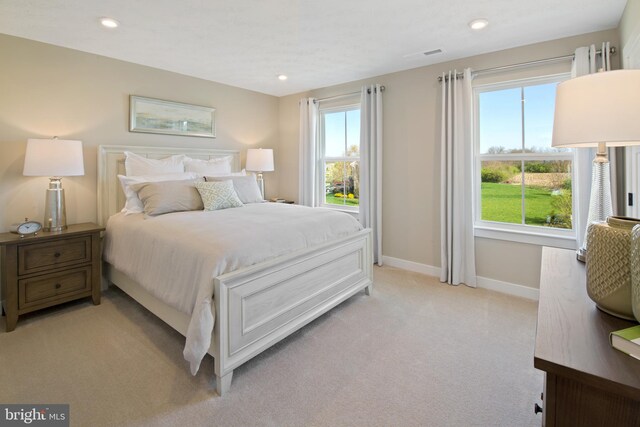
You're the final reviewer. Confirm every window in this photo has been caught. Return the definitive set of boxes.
[318,105,360,211]
[474,74,575,246]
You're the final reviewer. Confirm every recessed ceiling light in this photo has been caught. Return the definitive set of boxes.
[278,75,288,81]
[100,17,119,29]
[469,19,488,30]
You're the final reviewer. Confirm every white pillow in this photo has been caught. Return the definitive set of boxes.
[195,181,244,211]
[124,151,185,176]
[206,169,247,178]
[206,174,264,204]
[184,156,232,175]
[118,172,198,214]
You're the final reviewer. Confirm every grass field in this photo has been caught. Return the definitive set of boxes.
[325,194,359,206]
[481,182,568,226]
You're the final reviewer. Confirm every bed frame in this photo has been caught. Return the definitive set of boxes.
[97,145,373,396]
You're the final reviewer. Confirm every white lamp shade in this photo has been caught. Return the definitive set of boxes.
[23,139,85,177]
[245,148,274,172]
[552,70,640,148]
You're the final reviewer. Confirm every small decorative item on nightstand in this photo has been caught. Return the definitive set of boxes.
[631,224,640,322]
[586,216,640,320]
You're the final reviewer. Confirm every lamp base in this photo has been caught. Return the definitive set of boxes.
[43,178,67,232]
[256,172,265,199]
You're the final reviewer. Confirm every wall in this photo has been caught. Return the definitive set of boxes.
[620,0,640,52]
[0,34,280,232]
[277,29,620,290]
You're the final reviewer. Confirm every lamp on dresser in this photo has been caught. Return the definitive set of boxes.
[245,148,274,198]
[552,70,640,319]
[23,137,85,231]
[552,69,640,261]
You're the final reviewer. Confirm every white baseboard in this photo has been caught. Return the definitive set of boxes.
[382,256,441,277]
[475,276,539,301]
[381,255,539,301]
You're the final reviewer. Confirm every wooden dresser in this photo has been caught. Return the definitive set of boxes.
[0,223,104,332]
[535,247,640,426]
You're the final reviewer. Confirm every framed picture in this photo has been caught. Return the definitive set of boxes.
[129,95,216,138]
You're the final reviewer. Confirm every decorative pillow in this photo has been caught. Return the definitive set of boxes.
[184,156,232,175]
[124,151,185,176]
[118,172,198,214]
[195,181,244,211]
[205,174,264,204]
[130,179,204,217]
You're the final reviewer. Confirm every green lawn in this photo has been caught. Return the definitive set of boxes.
[481,183,567,226]
[325,194,359,206]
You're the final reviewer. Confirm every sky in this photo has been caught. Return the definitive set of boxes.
[324,109,360,157]
[479,81,560,153]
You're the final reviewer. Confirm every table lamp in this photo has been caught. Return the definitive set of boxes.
[246,148,274,198]
[23,138,85,231]
[552,70,640,261]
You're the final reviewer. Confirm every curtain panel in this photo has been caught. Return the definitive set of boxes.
[298,98,319,207]
[360,84,383,266]
[439,68,476,287]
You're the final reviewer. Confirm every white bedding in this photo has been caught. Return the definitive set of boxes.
[103,203,362,374]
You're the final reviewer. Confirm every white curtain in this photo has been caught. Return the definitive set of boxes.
[299,98,319,207]
[572,42,615,251]
[440,68,476,287]
[360,84,383,266]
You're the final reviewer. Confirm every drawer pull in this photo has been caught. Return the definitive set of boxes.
[55,283,61,289]
[54,252,61,258]
[534,403,543,414]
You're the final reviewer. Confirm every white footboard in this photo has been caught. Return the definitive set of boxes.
[213,228,373,393]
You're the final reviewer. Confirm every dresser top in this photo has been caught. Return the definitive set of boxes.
[0,222,103,245]
[535,247,640,400]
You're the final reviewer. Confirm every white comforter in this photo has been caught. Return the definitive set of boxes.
[103,203,362,374]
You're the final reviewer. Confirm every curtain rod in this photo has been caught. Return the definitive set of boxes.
[314,86,386,103]
[437,46,617,82]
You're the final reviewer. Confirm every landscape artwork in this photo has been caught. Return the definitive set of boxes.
[129,96,216,138]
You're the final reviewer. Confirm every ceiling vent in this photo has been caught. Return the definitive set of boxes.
[423,49,443,56]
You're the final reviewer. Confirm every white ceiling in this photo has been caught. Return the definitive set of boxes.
[0,0,627,97]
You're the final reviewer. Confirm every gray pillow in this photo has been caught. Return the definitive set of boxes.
[130,179,204,216]
[205,174,264,204]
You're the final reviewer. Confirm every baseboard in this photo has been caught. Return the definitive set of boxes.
[381,255,539,301]
[475,276,539,301]
[381,256,441,277]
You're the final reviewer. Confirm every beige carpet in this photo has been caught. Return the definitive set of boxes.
[0,266,542,426]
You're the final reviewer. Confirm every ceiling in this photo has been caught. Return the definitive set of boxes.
[0,0,627,97]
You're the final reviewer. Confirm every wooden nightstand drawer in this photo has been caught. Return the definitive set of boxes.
[18,266,92,310]
[18,236,91,275]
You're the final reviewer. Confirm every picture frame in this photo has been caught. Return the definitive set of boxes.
[129,95,216,138]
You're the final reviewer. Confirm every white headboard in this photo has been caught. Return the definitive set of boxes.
[97,145,241,226]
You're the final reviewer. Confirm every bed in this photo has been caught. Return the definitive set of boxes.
[97,145,373,396]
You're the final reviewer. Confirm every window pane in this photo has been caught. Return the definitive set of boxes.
[479,88,522,154]
[480,160,522,224]
[346,109,360,157]
[325,160,360,207]
[324,111,346,157]
[524,83,564,153]
[521,160,572,228]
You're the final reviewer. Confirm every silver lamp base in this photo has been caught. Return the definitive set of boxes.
[44,177,67,232]
[256,172,265,199]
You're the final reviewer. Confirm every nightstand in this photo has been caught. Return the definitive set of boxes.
[0,223,104,332]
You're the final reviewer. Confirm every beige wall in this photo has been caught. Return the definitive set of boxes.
[277,29,620,289]
[620,0,640,50]
[0,34,280,232]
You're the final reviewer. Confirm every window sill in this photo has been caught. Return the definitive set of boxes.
[474,224,576,249]
[320,204,359,214]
